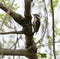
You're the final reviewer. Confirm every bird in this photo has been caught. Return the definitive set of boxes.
[33,14,40,33]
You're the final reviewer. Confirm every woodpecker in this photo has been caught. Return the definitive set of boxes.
[33,14,40,33]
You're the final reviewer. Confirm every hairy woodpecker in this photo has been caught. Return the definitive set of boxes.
[33,14,40,33]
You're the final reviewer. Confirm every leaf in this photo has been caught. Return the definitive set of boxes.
[37,54,41,58]
[37,53,47,58]
[14,3,18,6]
[4,20,12,28]
[48,36,53,47]
[41,54,47,58]
[0,14,5,22]
[0,19,3,22]
[0,14,4,18]
[1,0,5,2]
[53,0,59,7]
[0,27,4,32]
[6,2,11,7]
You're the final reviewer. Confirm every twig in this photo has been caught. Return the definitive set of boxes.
[50,0,56,59]
[0,31,24,34]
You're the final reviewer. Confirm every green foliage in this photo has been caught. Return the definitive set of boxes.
[33,38,37,41]
[0,0,10,6]
[54,26,60,36]
[0,27,4,32]
[0,14,4,22]
[0,14,12,28]
[0,42,2,49]
[6,39,15,48]
[12,3,20,10]
[48,25,60,48]
[0,0,20,29]
[0,0,5,3]
[3,19,12,28]
[49,0,59,13]
[41,54,47,58]
[53,0,59,7]
[36,0,42,6]
[48,36,53,48]
[37,53,47,58]
[0,0,20,10]
[55,51,59,55]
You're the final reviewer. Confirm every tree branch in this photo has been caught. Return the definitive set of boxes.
[0,31,24,34]
[0,49,27,56]
[0,2,25,26]
[24,0,32,19]
[0,48,37,58]
[50,0,56,59]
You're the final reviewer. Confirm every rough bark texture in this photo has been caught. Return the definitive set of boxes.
[0,0,38,59]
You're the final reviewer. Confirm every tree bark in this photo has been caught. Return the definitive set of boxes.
[0,0,38,59]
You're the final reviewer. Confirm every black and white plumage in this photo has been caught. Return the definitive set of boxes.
[33,14,40,33]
